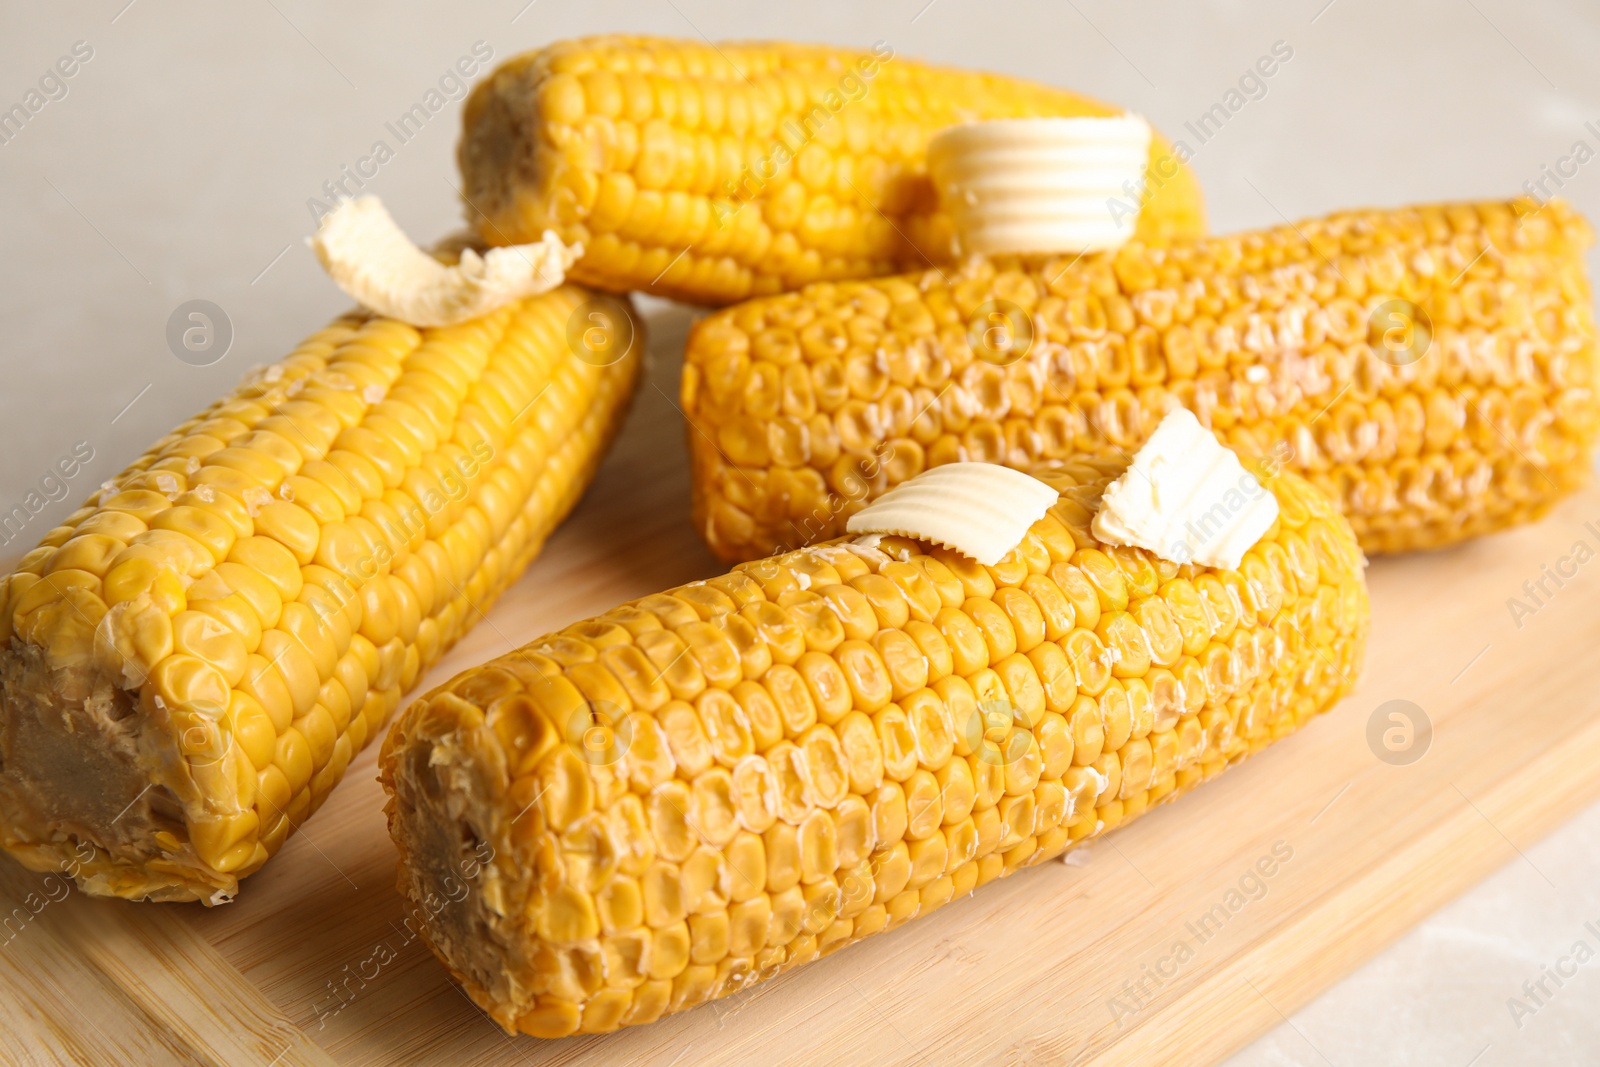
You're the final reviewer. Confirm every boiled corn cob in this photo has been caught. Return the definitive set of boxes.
[683,197,1600,561]
[457,35,1205,306]
[0,286,641,903]
[381,456,1368,1037]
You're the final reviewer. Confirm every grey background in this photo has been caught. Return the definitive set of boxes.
[3,1,1600,1063]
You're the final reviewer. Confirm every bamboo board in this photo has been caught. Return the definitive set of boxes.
[4,301,1600,1067]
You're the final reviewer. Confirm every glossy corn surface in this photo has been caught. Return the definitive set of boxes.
[683,198,1600,562]
[382,458,1368,1037]
[0,287,641,903]
[458,35,1205,306]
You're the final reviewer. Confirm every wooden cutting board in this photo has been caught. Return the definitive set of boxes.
[4,301,1599,1067]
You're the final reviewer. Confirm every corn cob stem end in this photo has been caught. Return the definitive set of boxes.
[0,646,237,903]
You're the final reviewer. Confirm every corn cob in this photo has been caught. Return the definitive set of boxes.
[682,197,1600,562]
[381,457,1368,1037]
[0,286,641,903]
[457,35,1205,306]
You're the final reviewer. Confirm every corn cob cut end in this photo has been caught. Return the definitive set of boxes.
[382,702,530,1032]
[0,288,643,903]
[0,645,231,901]
[382,455,1368,1037]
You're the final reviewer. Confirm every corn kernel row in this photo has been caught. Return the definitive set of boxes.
[682,197,1600,562]
[0,287,640,902]
[382,457,1368,1037]
[459,35,1205,306]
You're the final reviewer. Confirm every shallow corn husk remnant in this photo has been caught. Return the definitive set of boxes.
[681,197,1600,563]
[457,35,1205,306]
[0,286,641,903]
[382,455,1368,1038]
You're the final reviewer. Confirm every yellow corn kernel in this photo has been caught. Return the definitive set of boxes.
[683,197,1600,560]
[382,454,1369,1037]
[0,287,642,904]
[459,36,1204,306]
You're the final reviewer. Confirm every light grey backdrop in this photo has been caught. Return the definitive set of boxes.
[4,1,1600,1063]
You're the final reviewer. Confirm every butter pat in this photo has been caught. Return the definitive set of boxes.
[311,195,578,327]
[845,463,1059,566]
[927,115,1151,257]
[1091,409,1278,570]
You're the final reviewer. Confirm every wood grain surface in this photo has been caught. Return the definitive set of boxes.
[4,300,1598,1066]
